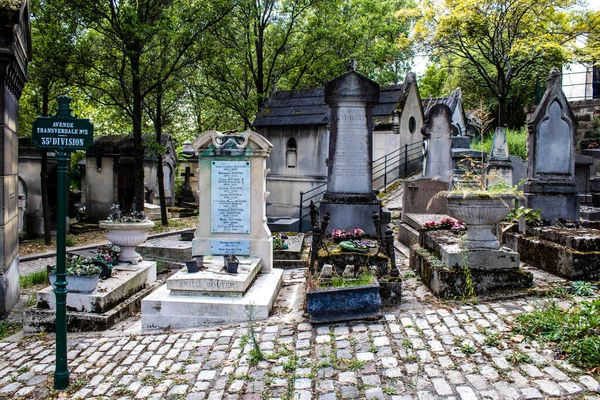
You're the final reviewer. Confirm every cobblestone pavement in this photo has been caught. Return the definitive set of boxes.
[2,254,600,400]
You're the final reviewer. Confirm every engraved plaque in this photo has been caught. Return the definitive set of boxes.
[211,240,251,255]
[211,161,251,233]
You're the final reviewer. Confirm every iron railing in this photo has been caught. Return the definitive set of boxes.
[298,182,327,232]
[372,141,423,192]
[297,141,424,232]
[537,67,600,103]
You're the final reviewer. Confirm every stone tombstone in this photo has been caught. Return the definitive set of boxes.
[422,104,457,180]
[525,68,579,223]
[319,70,383,234]
[191,130,274,272]
[485,127,513,188]
[401,177,449,221]
[0,1,31,318]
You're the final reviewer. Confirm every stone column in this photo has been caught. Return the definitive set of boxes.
[485,127,513,188]
[0,1,31,317]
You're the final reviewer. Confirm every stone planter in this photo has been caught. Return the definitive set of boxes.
[306,279,382,324]
[49,273,100,293]
[445,193,516,250]
[99,221,155,265]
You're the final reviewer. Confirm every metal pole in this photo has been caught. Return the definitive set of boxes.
[54,150,71,390]
[298,191,304,233]
[404,144,408,177]
[383,154,388,192]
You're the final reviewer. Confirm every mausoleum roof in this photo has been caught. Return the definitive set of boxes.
[421,88,463,118]
[253,82,410,127]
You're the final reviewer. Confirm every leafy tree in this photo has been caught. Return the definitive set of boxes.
[416,0,588,126]
[65,0,234,212]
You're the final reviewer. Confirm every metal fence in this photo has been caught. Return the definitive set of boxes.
[538,67,600,103]
[297,141,424,232]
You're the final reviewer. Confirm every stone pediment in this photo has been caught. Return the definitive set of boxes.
[324,71,380,104]
[192,129,273,156]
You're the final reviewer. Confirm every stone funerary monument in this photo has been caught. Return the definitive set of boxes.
[142,130,283,328]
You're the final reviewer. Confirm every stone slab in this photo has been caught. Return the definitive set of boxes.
[505,232,600,280]
[319,201,381,236]
[581,207,600,221]
[529,226,600,252]
[136,240,192,263]
[402,178,449,221]
[405,214,452,231]
[273,233,304,260]
[166,256,261,296]
[23,281,162,333]
[141,268,283,329]
[397,222,419,249]
[423,231,520,270]
[0,257,19,318]
[36,261,156,313]
[412,244,533,298]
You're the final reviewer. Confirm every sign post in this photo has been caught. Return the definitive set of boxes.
[32,96,94,390]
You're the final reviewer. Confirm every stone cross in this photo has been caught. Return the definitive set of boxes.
[181,167,194,191]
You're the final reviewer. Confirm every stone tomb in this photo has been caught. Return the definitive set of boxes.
[485,127,514,188]
[24,261,158,332]
[141,130,283,329]
[505,226,600,280]
[525,69,579,223]
[407,215,533,298]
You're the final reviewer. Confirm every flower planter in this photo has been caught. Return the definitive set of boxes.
[186,255,204,273]
[306,279,382,324]
[225,255,239,274]
[445,193,516,250]
[49,273,100,293]
[99,220,155,265]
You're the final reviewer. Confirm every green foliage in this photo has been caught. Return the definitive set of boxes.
[471,127,528,160]
[319,271,376,289]
[570,281,597,297]
[515,299,600,369]
[20,270,48,288]
[55,256,102,277]
[65,236,74,247]
[483,330,501,347]
[419,62,448,98]
[0,322,21,340]
[505,206,542,225]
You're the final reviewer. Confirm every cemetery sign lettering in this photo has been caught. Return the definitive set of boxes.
[32,98,93,151]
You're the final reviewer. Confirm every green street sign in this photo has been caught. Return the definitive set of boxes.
[32,96,94,151]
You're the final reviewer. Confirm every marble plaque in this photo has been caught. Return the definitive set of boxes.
[211,161,250,233]
[211,240,251,255]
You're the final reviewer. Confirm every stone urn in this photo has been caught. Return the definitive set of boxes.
[445,193,516,250]
[98,220,155,264]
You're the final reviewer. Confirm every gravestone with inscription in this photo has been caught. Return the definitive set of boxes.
[422,104,456,180]
[524,69,579,223]
[141,130,283,329]
[319,70,383,234]
[485,127,514,188]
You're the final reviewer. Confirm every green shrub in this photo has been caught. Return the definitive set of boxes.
[20,270,48,287]
[471,126,528,160]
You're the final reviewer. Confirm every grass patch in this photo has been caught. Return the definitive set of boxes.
[0,321,22,340]
[20,270,48,288]
[515,299,600,369]
[318,271,375,289]
[471,126,528,159]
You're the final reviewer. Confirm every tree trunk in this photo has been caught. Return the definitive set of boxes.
[41,85,51,245]
[497,96,507,128]
[155,82,168,226]
[130,50,145,214]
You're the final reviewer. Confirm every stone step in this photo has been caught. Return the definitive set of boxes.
[273,259,307,269]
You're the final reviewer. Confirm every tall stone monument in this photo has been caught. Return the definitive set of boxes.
[319,70,382,234]
[142,130,283,328]
[422,104,457,180]
[485,127,513,188]
[0,1,31,318]
[525,69,579,223]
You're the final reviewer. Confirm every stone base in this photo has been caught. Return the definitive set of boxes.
[273,233,307,269]
[413,245,533,298]
[166,256,261,296]
[141,268,283,329]
[23,282,162,333]
[525,183,579,223]
[581,206,600,221]
[192,237,273,273]
[505,227,600,280]
[397,222,419,249]
[0,257,20,318]
[268,218,300,232]
[34,262,156,313]
[378,278,402,306]
[136,240,193,263]
[319,194,381,235]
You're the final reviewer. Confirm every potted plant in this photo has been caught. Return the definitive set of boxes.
[306,269,382,323]
[99,204,155,265]
[49,255,102,293]
[186,255,204,273]
[95,243,121,278]
[224,255,239,274]
[432,156,523,250]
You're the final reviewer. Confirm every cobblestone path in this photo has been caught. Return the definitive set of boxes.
[1,261,599,400]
